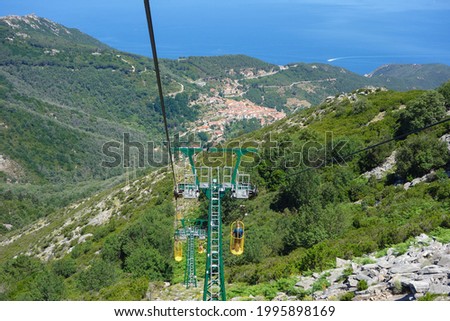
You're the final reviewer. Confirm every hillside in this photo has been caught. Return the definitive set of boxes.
[1,83,449,301]
[0,14,449,301]
[367,64,450,91]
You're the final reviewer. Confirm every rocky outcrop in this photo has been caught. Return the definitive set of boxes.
[363,151,396,179]
[291,234,450,301]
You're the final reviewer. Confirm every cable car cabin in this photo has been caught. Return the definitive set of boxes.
[231,173,257,199]
[174,183,199,199]
[230,221,245,256]
[174,240,183,262]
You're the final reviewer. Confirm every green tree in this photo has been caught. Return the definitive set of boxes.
[77,259,117,292]
[52,257,77,278]
[352,97,372,114]
[271,168,321,211]
[396,134,449,179]
[30,270,65,301]
[124,247,168,280]
[398,91,446,134]
[437,80,450,110]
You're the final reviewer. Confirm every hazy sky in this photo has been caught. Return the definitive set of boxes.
[1,0,449,73]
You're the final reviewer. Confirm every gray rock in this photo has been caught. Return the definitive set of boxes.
[327,268,345,283]
[377,259,393,269]
[354,290,369,296]
[421,265,448,275]
[388,275,413,290]
[415,273,448,282]
[418,258,432,266]
[438,255,450,268]
[328,282,348,290]
[362,263,379,271]
[355,274,377,286]
[428,284,450,295]
[347,276,359,287]
[336,257,350,268]
[355,273,371,281]
[416,234,431,245]
[408,281,430,293]
[390,263,421,274]
[420,249,433,258]
[367,283,389,295]
[272,292,289,301]
[295,277,314,290]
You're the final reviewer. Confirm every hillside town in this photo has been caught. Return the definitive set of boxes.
[189,95,286,142]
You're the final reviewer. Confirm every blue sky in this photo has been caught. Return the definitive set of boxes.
[1,0,449,74]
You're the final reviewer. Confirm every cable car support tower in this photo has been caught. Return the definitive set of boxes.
[174,147,257,301]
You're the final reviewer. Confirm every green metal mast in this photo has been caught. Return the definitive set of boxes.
[177,219,207,289]
[174,147,256,301]
[184,229,197,288]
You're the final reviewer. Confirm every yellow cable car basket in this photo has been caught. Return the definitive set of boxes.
[230,221,245,256]
[174,240,183,262]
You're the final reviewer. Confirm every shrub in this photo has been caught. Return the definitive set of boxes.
[357,279,368,291]
[339,292,355,301]
[124,247,169,280]
[398,91,446,134]
[52,257,77,278]
[396,134,449,179]
[77,259,117,292]
[30,270,65,301]
[437,80,450,109]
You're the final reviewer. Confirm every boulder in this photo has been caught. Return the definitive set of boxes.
[421,265,448,275]
[390,263,421,274]
[408,281,430,294]
[295,277,314,290]
[438,255,450,268]
[428,284,450,295]
[415,234,431,245]
[377,259,393,269]
[347,276,359,287]
[415,273,448,282]
[367,283,389,295]
[272,292,289,301]
[327,268,345,283]
[336,257,350,268]
[362,263,379,271]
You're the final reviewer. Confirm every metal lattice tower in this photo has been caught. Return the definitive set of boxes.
[184,229,197,288]
[203,178,226,301]
[174,147,257,301]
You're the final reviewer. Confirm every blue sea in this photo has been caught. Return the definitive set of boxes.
[1,0,450,75]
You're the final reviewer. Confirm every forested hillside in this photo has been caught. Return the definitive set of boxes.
[1,81,448,300]
[0,15,449,301]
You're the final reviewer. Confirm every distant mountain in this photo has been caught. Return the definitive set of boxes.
[0,14,109,50]
[366,63,450,90]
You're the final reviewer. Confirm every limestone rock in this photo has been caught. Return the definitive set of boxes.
[438,255,450,268]
[272,292,289,301]
[421,265,448,275]
[408,281,430,293]
[295,277,314,290]
[390,263,421,274]
[428,284,450,295]
[336,257,350,268]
